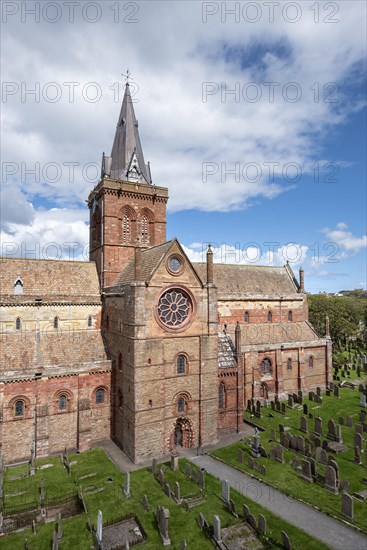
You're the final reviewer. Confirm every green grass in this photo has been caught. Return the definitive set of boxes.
[0,450,332,549]
[212,386,367,532]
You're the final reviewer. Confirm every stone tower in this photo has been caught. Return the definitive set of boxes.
[88,83,168,289]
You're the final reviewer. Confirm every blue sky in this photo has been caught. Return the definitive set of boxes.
[1,0,366,293]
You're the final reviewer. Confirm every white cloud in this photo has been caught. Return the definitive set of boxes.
[323,223,367,253]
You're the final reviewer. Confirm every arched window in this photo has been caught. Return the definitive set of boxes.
[118,389,123,408]
[15,317,21,330]
[287,358,292,370]
[267,311,272,322]
[15,400,24,417]
[308,356,314,368]
[123,213,131,243]
[260,358,272,375]
[87,315,92,328]
[288,310,293,321]
[219,382,225,409]
[177,355,186,374]
[59,394,67,411]
[54,317,59,330]
[118,353,122,371]
[177,397,185,414]
[244,311,249,323]
[141,215,149,244]
[14,278,24,295]
[96,388,105,404]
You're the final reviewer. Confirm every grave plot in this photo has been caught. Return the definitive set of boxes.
[212,384,367,533]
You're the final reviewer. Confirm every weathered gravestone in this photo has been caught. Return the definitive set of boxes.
[288,395,294,408]
[198,469,205,489]
[297,436,305,454]
[157,506,171,546]
[354,446,362,465]
[237,448,244,464]
[97,510,102,544]
[281,531,292,550]
[275,445,285,464]
[142,494,148,511]
[198,513,209,530]
[221,479,230,502]
[340,480,350,493]
[270,428,276,441]
[228,498,238,518]
[173,481,181,503]
[258,514,267,534]
[303,403,308,416]
[347,416,353,428]
[180,540,187,550]
[354,433,363,450]
[314,417,323,436]
[301,460,313,483]
[170,452,179,471]
[247,513,257,529]
[324,465,338,494]
[213,515,222,543]
[260,465,267,476]
[152,459,157,475]
[184,463,191,477]
[163,481,171,498]
[341,493,354,520]
[355,424,363,435]
[243,504,250,520]
[300,416,308,433]
[124,471,131,498]
[333,386,340,399]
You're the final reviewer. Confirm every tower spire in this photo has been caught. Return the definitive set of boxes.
[102,80,152,184]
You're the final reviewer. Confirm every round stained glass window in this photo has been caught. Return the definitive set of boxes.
[157,288,192,328]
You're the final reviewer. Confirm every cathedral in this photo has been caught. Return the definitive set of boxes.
[0,83,332,465]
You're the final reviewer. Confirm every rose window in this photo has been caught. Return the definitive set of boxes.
[157,289,192,328]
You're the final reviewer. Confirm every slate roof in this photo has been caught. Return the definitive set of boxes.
[193,263,299,298]
[112,240,176,287]
[0,258,101,303]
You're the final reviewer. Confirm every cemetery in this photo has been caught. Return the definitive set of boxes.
[212,366,367,534]
[0,449,330,549]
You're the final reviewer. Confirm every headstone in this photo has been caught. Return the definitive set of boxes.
[228,498,238,518]
[329,459,339,480]
[270,428,276,441]
[322,439,329,451]
[142,494,148,511]
[354,432,363,450]
[360,411,366,423]
[159,508,170,545]
[291,455,299,469]
[191,469,197,483]
[297,436,305,454]
[158,468,165,485]
[97,510,103,543]
[279,424,285,434]
[173,481,181,502]
[198,513,208,530]
[309,457,317,477]
[281,531,292,550]
[335,424,343,443]
[288,395,294,408]
[57,513,62,540]
[333,386,340,399]
[303,403,308,416]
[163,481,171,497]
[52,532,58,550]
[341,493,354,520]
[243,504,250,520]
[180,540,187,550]
[281,403,286,415]
[347,416,353,428]
[248,457,254,469]
[32,520,36,535]
[198,468,205,489]
[270,447,276,461]
[300,416,308,433]
[301,460,313,483]
[309,391,314,401]
[247,513,257,529]
[327,419,336,440]
[260,465,267,476]
[314,417,323,436]
[354,445,362,465]
[340,480,350,493]
[221,479,230,502]
[170,452,179,471]
[316,387,321,397]
[355,424,363,435]
[258,514,267,534]
[213,515,222,543]
[184,463,191,477]
[152,458,157,474]
[251,428,261,458]
[237,448,244,463]
[124,471,131,498]
[275,445,285,464]
[324,465,338,494]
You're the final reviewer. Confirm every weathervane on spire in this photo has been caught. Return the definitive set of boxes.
[121,68,133,85]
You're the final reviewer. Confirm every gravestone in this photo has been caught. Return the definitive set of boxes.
[362,395,367,409]
[270,447,276,461]
[300,416,308,433]
[170,452,179,471]
[174,481,181,503]
[315,447,322,462]
[243,504,250,520]
[180,540,187,550]
[280,432,286,446]
[354,433,363,450]
[142,494,148,511]
[314,417,323,436]
[213,515,222,543]
[329,459,339,480]
[228,498,238,518]
[184,463,191,477]
[152,459,157,474]
[237,448,244,464]
[275,445,285,464]
[347,416,353,428]
[57,513,62,540]
[163,481,171,497]
[52,532,58,550]
[198,469,205,489]
[297,436,305,454]
[221,479,230,502]
[301,460,313,483]
[340,480,350,493]
[97,510,103,543]
[316,387,321,396]
[271,401,275,411]
[253,461,260,472]
[251,428,261,458]
[288,395,294,408]
[327,419,336,440]
[360,411,366,423]
[258,514,267,534]
[324,465,338,494]
[124,472,131,498]
[303,403,308,416]
[248,457,254,469]
[247,514,257,529]
[335,424,343,443]
[355,424,363,435]
[354,445,362,465]
[191,469,197,483]
[279,423,285,434]
[158,507,171,546]
[291,455,299,469]
[309,457,317,477]
[281,531,292,550]
[341,493,354,520]
[158,469,165,485]
[198,513,209,530]
[270,428,276,441]
[309,391,314,401]
[281,403,286,415]
[333,386,340,399]
[260,465,267,476]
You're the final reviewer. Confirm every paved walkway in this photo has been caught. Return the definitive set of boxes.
[190,454,367,550]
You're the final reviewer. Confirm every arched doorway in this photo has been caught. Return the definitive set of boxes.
[171,417,194,449]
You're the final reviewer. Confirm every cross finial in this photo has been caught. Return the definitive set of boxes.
[121,68,133,85]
